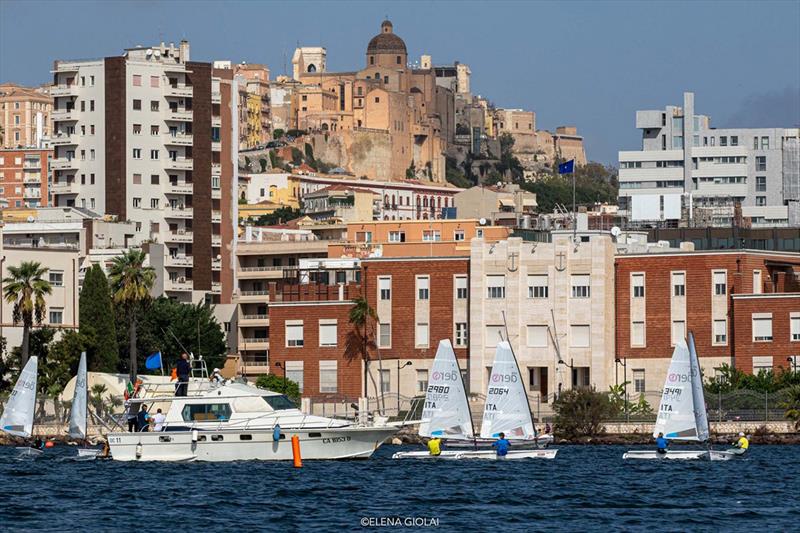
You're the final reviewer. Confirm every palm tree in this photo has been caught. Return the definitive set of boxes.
[2,261,52,367]
[348,296,384,414]
[108,249,155,382]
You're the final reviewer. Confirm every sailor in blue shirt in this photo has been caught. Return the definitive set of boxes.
[492,432,511,457]
[656,432,669,454]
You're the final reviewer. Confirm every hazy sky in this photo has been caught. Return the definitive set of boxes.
[1,0,798,164]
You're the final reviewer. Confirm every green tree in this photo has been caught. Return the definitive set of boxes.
[41,329,86,399]
[781,385,800,430]
[108,249,156,382]
[445,156,473,188]
[249,206,302,226]
[79,264,118,372]
[521,162,618,213]
[346,297,383,413]
[272,128,285,140]
[553,387,618,439]
[2,261,52,367]
[256,374,300,404]
[135,297,227,373]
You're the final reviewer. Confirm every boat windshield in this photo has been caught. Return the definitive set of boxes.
[263,395,295,410]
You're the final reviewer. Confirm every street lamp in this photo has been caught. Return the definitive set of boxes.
[274,361,286,394]
[615,357,628,422]
[557,358,575,389]
[397,361,412,414]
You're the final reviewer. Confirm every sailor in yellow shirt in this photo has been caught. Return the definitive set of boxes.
[427,437,442,456]
[735,432,749,451]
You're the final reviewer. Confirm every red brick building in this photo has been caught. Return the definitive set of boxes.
[0,148,51,208]
[616,250,800,392]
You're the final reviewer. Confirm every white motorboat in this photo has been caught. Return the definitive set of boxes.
[1,357,45,459]
[107,381,396,462]
[623,332,736,462]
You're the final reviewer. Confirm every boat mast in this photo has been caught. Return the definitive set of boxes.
[501,310,537,436]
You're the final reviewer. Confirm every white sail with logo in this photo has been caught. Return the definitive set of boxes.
[480,341,535,439]
[687,332,710,441]
[0,356,39,438]
[419,340,473,440]
[68,352,88,440]
[653,339,706,440]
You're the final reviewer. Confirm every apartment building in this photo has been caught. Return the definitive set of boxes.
[0,83,52,148]
[618,91,800,227]
[50,40,236,303]
[615,249,800,391]
[469,234,616,400]
[303,184,380,223]
[0,148,52,208]
[453,183,537,226]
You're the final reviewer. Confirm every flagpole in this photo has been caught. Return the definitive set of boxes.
[572,161,577,244]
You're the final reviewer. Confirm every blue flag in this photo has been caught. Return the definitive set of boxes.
[145,351,162,370]
[558,160,575,174]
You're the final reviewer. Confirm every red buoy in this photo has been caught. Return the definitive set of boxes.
[45,441,55,448]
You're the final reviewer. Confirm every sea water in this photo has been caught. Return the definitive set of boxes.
[1,444,797,531]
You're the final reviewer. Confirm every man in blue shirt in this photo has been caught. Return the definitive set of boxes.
[656,432,669,454]
[492,432,510,457]
[136,405,151,432]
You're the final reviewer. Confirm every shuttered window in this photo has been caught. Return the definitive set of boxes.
[319,361,337,393]
[571,274,591,298]
[319,320,337,347]
[570,325,590,347]
[286,321,304,347]
[752,314,773,342]
[486,275,505,299]
[631,321,645,347]
[528,275,548,299]
[527,325,548,347]
[285,361,303,392]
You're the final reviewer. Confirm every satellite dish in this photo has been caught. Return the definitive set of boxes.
[146,49,153,57]
[479,218,487,226]
[611,226,621,238]
[27,215,35,222]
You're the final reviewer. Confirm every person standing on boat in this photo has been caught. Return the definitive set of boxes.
[492,433,510,457]
[427,437,442,456]
[152,408,166,432]
[656,432,669,454]
[136,405,151,432]
[175,353,191,397]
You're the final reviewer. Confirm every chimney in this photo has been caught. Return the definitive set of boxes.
[179,40,190,63]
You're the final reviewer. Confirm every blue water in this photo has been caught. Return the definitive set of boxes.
[1,444,798,531]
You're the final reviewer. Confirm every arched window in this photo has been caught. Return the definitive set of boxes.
[437,197,441,208]
[406,197,410,206]
[423,197,428,208]
[444,197,449,207]
[307,64,316,73]
[391,194,396,209]
[370,56,374,65]
[375,72,380,80]
[321,123,329,131]
[416,197,421,206]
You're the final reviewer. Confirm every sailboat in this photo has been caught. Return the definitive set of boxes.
[623,332,734,461]
[392,340,474,459]
[455,341,557,460]
[0,356,42,458]
[68,352,101,459]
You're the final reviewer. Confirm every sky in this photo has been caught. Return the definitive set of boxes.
[1,0,799,165]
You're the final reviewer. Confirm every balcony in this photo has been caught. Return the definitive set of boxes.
[163,133,193,146]
[211,91,221,104]
[165,279,193,292]
[51,158,77,170]
[239,338,269,351]
[211,116,221,128]
[165,158,193,171]
[165,255,193,267]
[165,85,193,98]
[50,134,76,146]
[23,189,41,199]
[23,175,41,184]
[212,210,221,223]
[50,181,78,194]
[211,281,221,294]
[167,109,193,122]
[238,266,290,280]
[164,206,193,219]
[212,141,221,152]
[23,160,42,169]
[52,109,76,121]
[165,231,194,243]
[211,188,221,200]
[240,314,268,326]
[211,162,221,175]
[50,85,78,97]
[167,182,193,195]
[212,258,222,271]
[212,235,222,246]
[237,290,269,302]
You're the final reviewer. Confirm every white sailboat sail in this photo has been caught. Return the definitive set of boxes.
[653,339,704,440]
[480,341,535,439]
[0,356,39,438]
[68,352,88,440]
[419,340,473,439]
[687,332,710,441]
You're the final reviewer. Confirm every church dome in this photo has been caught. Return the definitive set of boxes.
[367,20,407,55]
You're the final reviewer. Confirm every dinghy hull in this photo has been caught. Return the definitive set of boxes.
[622,449,735,461]
[455,448,558,460]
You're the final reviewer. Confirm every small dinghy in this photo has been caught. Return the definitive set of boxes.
[1,357,44,459]
[68,352,101,460]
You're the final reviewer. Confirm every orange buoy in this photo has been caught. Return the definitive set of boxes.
[45,441,55,448]
[291,434,302,468]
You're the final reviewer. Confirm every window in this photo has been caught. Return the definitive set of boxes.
[485,325,505,347]
[285,361,303,392]
[133,173,142,185]
[571,274,591,298]
[133,148,141,159]
[756,156,766,171]
[455,276,468,299]
[380,369,391,393]
[378,277,391,300]
[633,370,645,393]
[48,271,64,287]
[753,136,759,149]
[672,272,685,296]
[181,403,231,422]
[133,123,142,135]
[791,314,800,341]
[150,75,159,88]
[319,361,337,393]
[755,196,766,206]
[286,321,304,347]
[355,231,372,243]
[133,74,142,86]
[388,231,405,242]
[453,230,465,241]
[150,174,160,185]
[761,136,769,150]
[416,276,430,300]
[755,176,766,192]
[528,274,548,299]
[713,271,727,295]
[319,320,337,347]
[422,230,441,241]
[150,100,159,112]
[415,323,429,347]
[720,136,727,147]
[151,125,159,135]
[714,319,727,344]
[730,135,738,146]
[133,99,141,110]
[486,275,505,299]
[527,325,548,348]
[49,309,63,324]
[631,321,645,347]
[570,325,590,348]
[90,100,94,111]
[133,197,141,208]
[379,323,391,348]
[631,274,645,298]
[752,314,773,342]
[374,97,380,103]
[150,149,159,160]
[672,320,686,345]
[416,370,429,393]
[150,198,159,209]
[753,270,762,294]
[455,322,467,346]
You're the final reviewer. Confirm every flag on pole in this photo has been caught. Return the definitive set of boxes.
[145,351,163,370]
[558,159,575,174]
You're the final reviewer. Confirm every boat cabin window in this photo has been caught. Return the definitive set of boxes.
[262,395,296,410]
[211,435,224,441]
[240,434,253,441]
[181,403,232,422]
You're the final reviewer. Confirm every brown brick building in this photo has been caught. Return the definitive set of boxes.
[0,148,52,208]
[616,250,800,392]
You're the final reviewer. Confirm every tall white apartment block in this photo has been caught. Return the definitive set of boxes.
[618,91,800,228]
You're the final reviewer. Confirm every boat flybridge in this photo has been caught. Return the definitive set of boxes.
[107,379,397,462]
[393,339,557,460]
